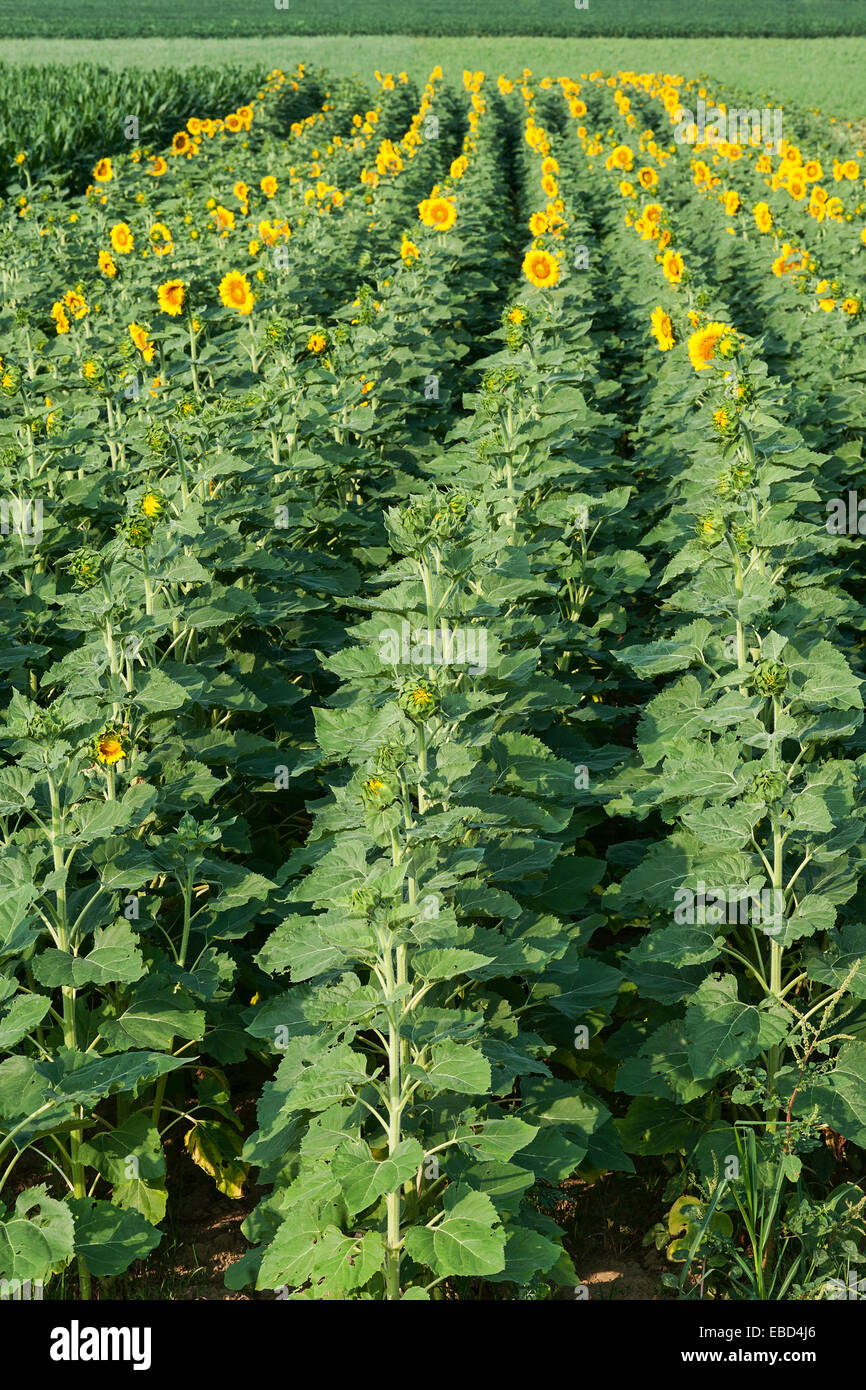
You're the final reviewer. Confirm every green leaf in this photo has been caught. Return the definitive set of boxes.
[0,1186,75,1282]
[487,1226,563,1283]
[37,1050,187,1104]
[420,1041,491,1095]
[33,920,145,989]
[78,1114,164,1184]
[460,1117,539,1162]
[403,1187,506,1277]
[70,1197,162,1277]
[412,948,494,979]
[685,975,762,1079]
[332,1138,424,1215]
[0,993,51,1049]
[628,924,723,969]
[100,977,205,1050]
[0,884,38,958]
[616,1097,695,1156]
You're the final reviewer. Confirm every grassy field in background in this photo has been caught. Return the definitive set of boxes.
[1,36,864,116]
[2,0,865,38]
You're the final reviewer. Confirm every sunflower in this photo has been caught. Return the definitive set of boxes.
[661,249,684,285]
[418,196,457,231]
[637,167,658,189]
[140,491,165,518]
[51,302,70,334]
[213,205,236,233]
[148,156,168,177]
[650,306,675,351]
[307,332,327,353]
[219,270,255,315]
[399,680,439,721]
[787,174,807,201]
[63,289,88,319]
[260,175,278,197]
[400,235,419,263]
[522,247,560,289]
[753,201,773,233]
[94,731,129,766]
[98,249,117,278]
[610,143,634,171]
[149,222,173,256]
[171,131,192,156]
[157,278,186,316]
[93,157,114,182]
[540,174,559,197]
[842,297,860,316]
[110,222,134,255]
[687,321,732,373]
[128,322,155,363]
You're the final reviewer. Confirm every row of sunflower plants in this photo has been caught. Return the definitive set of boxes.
[569,92,866,1294]
[588,70,866,612]
[224,81,647,1301]
[0,65,435,1298]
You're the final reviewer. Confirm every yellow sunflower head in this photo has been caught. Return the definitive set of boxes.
[218,270,255,315]
[157,279,186,316]
[522,247,561,289]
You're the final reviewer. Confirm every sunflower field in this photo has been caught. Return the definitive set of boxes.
[2,61,866,1305]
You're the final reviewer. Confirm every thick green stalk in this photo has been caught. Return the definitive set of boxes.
[48,770,92,1300]
[385,973,403,1300]
[151,871,193,1129]
[766,821,785,1133]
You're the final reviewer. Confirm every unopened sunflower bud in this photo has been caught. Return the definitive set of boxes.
[67,548,102,588]
[352,886,381,915]
[122,516,155,550]
[751,769,787,804]
[696,513,726,546]
[399,678,440,722]
[360,773,398,808]
[753,660,788,697]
